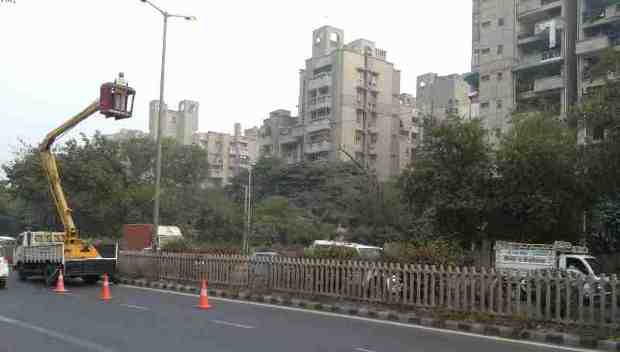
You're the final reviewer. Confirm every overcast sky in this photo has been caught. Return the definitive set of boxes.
[0,0,472,169]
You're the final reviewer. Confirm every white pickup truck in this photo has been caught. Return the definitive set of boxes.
[495,240,603,277]
[0,250,9,289]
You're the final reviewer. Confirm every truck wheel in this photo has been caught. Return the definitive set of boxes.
[0,280,6,289]
[82,276,100,285]
[17,266,28,281]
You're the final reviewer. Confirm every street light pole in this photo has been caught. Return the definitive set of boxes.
[140,0,196,251]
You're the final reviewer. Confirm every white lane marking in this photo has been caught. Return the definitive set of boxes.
[119,304,149,311]
[0,314,115,352]
[121,285,598,352]
[209,319,255,329]
[354,348,376,352]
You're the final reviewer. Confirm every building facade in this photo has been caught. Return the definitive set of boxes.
[258,26,415,180]
[416,73,471,122]
[193,124,259,187]
[467,0,579,139]
[149,100,199,145]
[576,0,620,141]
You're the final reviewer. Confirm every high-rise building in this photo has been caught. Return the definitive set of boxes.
[576,0,620,142]
[259,26,415,180]
[193,123,259,187]
[416,73,471,122]
[149,100,199,145]
[467,0,579,139]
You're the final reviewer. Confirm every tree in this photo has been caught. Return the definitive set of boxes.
[494,113,586,243]
[2,133,212,239]
[399,117,494,245]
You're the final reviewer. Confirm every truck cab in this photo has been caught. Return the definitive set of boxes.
[559,255,603,278]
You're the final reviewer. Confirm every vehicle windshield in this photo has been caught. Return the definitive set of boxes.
[358,248,383,260]
[585,258,603,276]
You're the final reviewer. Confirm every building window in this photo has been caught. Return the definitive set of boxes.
[481,48,490,54]
[497,45,504,55]
[498,18,504,26]
[356,110,366,124]
[355,131,363,145]
[497,100,503,109]
[481,102,490,109]
[481,75,490,81]
[371,133,378,144]
[481,21,491,28]
[497,72,503,81]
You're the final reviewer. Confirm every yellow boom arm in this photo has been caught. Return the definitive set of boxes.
[39,101,100,256]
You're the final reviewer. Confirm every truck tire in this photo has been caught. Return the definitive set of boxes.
[0,279,6,289]
[17,266,28,281]
[82,276,100,285]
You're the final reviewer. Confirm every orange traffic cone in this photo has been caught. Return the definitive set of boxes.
[53,271,68,294]
[101,273,112,301]
[197,280,211,310]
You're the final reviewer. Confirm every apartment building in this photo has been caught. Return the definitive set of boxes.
[258,26,415,180]
[416,73,471,122]
[193,123,259,187]
[577,0,620,140]
[467,0,578,139]
[149,100,199,146]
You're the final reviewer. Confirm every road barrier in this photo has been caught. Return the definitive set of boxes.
[118,251,620,327]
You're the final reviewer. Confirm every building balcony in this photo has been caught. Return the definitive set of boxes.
[309,96,332,110]
[576,36,612,55]
[305,118,331,133]
[279,134,300,145]
[534,75,564,92]
[308,74,332,90]
[583,5,620,29]
[582,71,620,91]
[518,0,562,20]
[304,141,332,154]
[518,32,545,46]
[513,49,563,72]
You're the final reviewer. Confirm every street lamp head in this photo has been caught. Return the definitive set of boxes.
[185,16,197,21]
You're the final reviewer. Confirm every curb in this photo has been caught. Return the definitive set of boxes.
[118,277,610,350]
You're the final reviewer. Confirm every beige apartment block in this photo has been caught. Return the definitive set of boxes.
[149,100,199,146]
[258,26,417,180]
[193,123,258,187]
[415,72,471,123]
[576,0,620,142]
[466,0,579,140]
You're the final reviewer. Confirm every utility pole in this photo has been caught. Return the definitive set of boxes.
[140,0,196,251]
[243,166,253,255]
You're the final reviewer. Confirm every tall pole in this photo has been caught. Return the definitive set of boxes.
[152,14,168,251]
[243,166,253,255]
[141,0,195,251]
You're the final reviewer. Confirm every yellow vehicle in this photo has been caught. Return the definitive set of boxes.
[14,74,135,285]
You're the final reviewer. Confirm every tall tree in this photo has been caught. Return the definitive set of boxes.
[494,113,586,243]
[399,117,494,245]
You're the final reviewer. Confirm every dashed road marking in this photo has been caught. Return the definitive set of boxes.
[354,348,376,352]
[209,319,255,329]
[0,314,115,352]
[119,304,149,311]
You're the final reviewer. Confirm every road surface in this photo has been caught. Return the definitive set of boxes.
[0,273,597,352]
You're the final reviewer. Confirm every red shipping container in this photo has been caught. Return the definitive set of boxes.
[122,224,154,251]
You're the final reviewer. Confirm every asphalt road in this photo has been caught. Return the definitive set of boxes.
[0,272,598,352]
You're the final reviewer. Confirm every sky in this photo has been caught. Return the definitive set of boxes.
[0,0,472,169]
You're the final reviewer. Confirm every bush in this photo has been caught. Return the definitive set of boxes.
[303,246,359,260]
[383,240,467,266]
